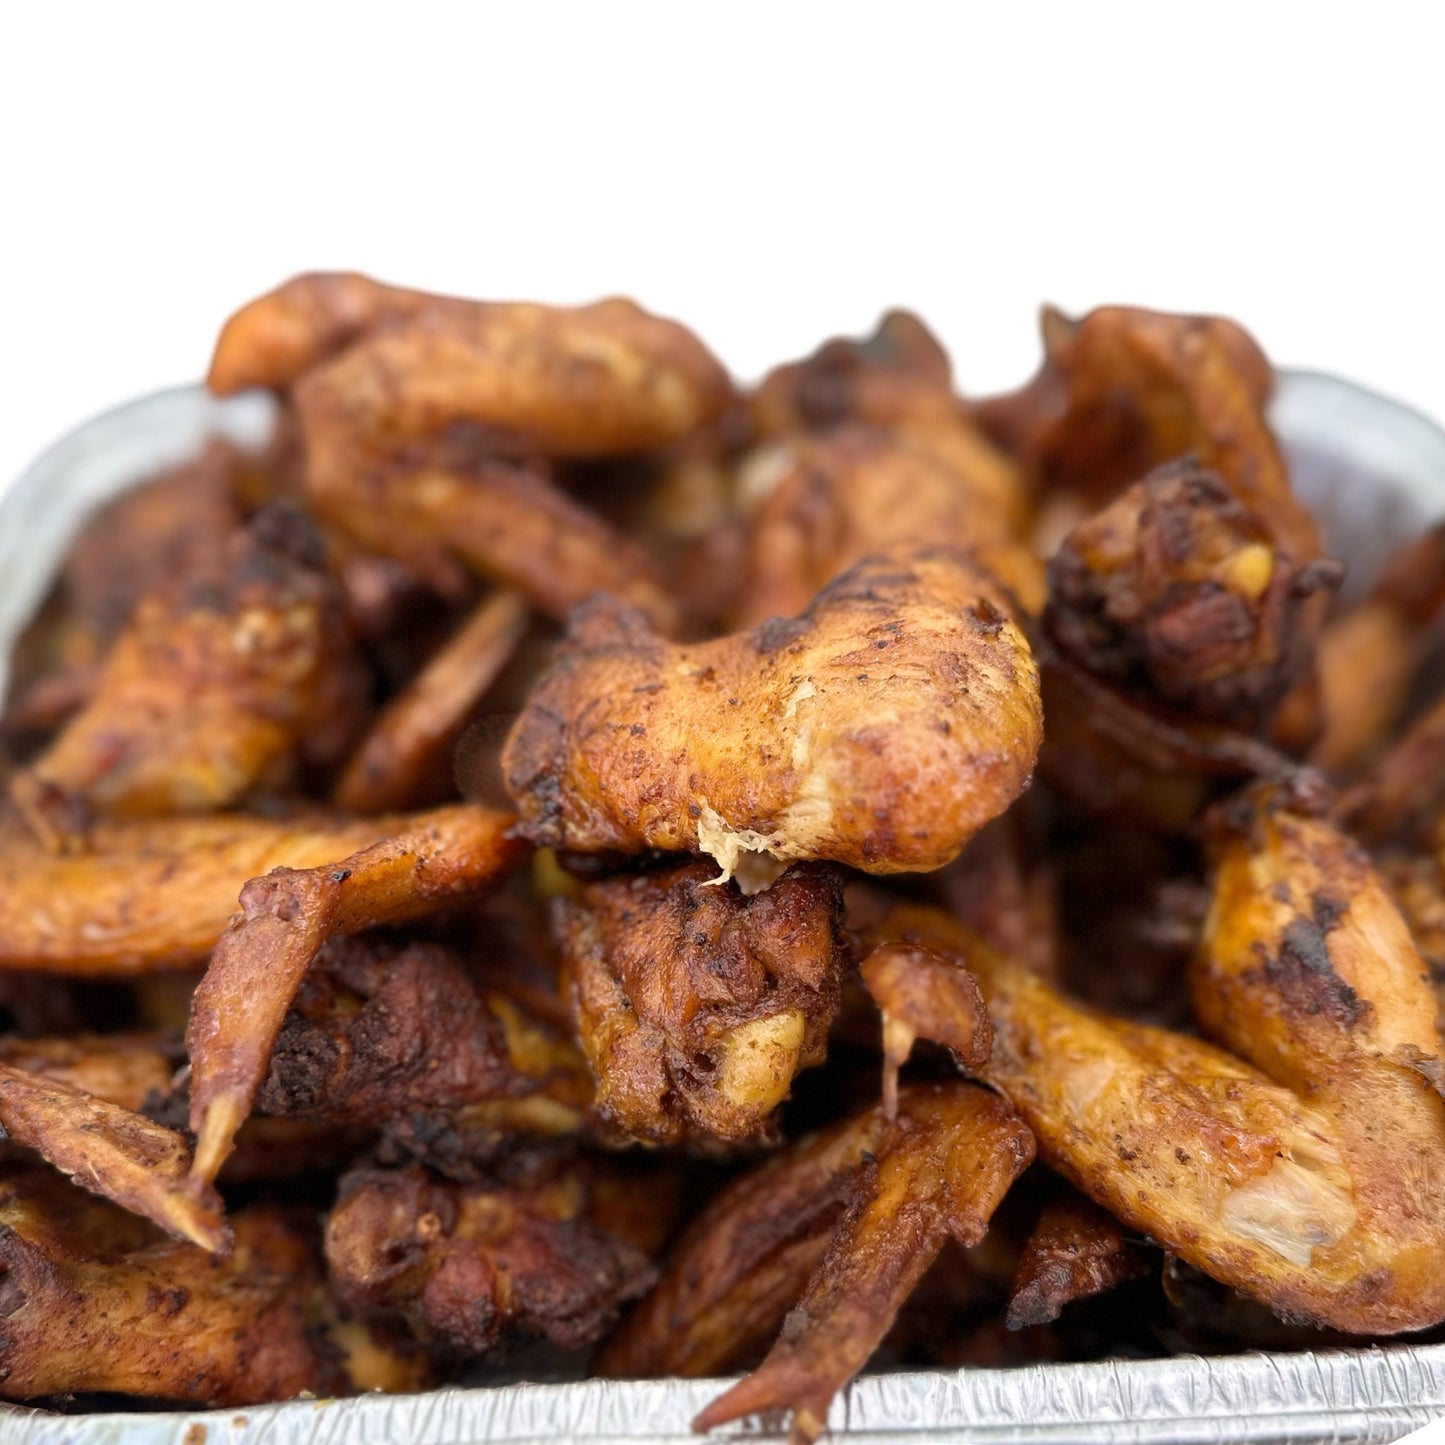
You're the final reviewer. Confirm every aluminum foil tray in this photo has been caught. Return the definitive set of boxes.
[3,376,1445,1445]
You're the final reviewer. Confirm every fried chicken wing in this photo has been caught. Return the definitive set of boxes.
[867,781,1445,1334]
[0,1167,423,1404]
[554,860,844,1143]
[11,507,367,848]
[1005,1189,1150,1330]
[739,425,1042,627]
[976,305,1313,556]
[186,804,526,1195]
[501,547,1042,881]
[210,274,733,451]
[685,1083,1032,1444]
[325,1161,654,1358]
[333,589,528,813]
[0,1030,178,1110]
[259,935,593,1163]
[0,809,435,975]
[1338,693,1445,845]
[0,1061,225,1249]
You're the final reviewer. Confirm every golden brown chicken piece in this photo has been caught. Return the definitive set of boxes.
[0,1030,178,1110]
[747,313,1029,543]
[1046,461,1337,734]
[738,425,1043,627]
[0,1167,424,1404]
[10,507,368,849]
[554,860,844,1144]
[298,448,682,632]
[975,304,1314,556]
[684,1082,1032,1444]
[209,273,733,447]
[209,274,732,631]
[867,781,1445,1335]
[259,935,594,1164]
[0,1061,225,1250]
[0,808,444,974]
[324,1160,655,1359]
[501,547,1042,882]
[333,589,529,813]
[858,941,993,1120]
[1005,1189,1150,1330]
[186,804,526,1196]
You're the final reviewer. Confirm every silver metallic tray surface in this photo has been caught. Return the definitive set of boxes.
[2,377,1444,1445]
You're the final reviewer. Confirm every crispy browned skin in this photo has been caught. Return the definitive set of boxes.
[502,548,1042,881]
[210,274,733,449]
[299,448,682,631]
[186,804,526,1195]
[976,305,1314,556]
[554,861,844,1143]
[333,589,528,813]
[1046,461,1337,734]
[739,425,1042,627]
[0,1062,226,1249]
[858,942,993,1119]
[868,782,1445,1334]
[692,1083,1033,1444]
[259,936,593,1158]
[1005,1189,1150,1329]
[747,313,1027,541]
[0,1167,423,1403]
[325,1161,654,1357]
[0,1030,177,1110]
[0,809,431,975]
[11,509,367,847]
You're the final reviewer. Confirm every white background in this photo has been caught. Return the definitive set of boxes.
[2,4,1442,501]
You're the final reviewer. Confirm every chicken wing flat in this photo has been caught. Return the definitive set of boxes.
[332,589,529,814]
[739,425,1043,627]
[502,547,1042,882]
[186,804,527,1194]
[10,507,367,848]
[976,304,1314,556]
[0,1167,423,1404]
[688,1082,1033,1444]
[0,1060,225,1249]
[259,935,593,1164]
[0,808,437,974]
[867,780,1445,1334]
[1005,1189,1150,1330]
[324,1160,654,1359]
[210,274,733,452]
[554,860,844,1143]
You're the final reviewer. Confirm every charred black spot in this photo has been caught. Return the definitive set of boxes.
[1264,914,1367,1026]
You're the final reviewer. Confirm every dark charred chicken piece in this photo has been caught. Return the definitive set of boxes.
[553,860,844,1144]
[0,1167,425,1404]
[1005,1188,1151,1329]
[259,935,594,1165]
[10,507,368,849]
[324,1160,655,1359]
